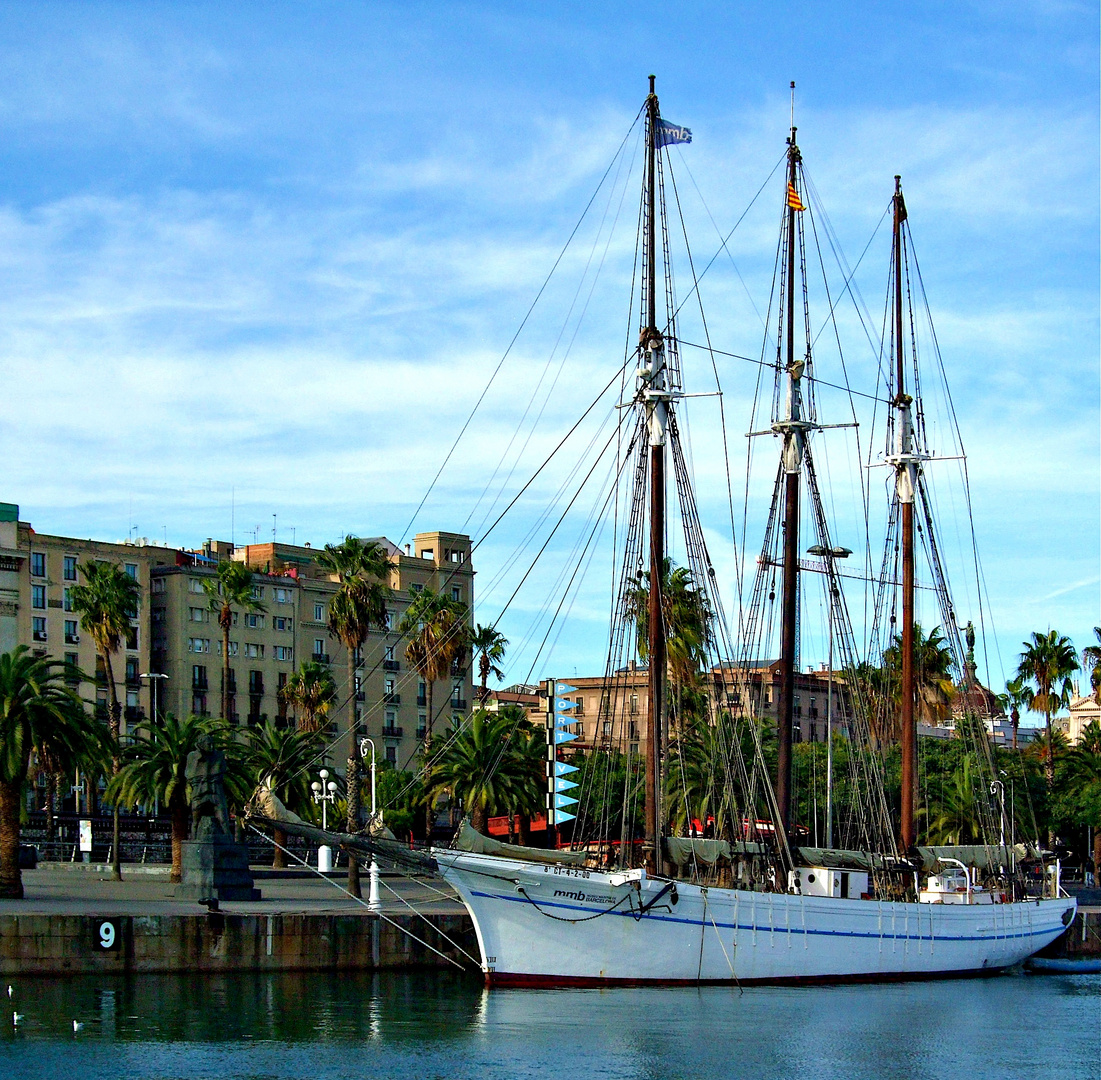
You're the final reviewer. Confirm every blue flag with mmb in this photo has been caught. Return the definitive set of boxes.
[655,119,692,147]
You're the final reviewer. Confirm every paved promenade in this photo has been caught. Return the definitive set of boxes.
[7,862,468,918]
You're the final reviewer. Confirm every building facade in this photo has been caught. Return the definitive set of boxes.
[1,503,475,774]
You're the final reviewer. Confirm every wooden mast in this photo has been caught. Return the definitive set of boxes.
[892,175,918,852]
[775,104,803,840]
[642,74,667,873]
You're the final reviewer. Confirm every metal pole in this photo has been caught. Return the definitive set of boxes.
[825,603,834,849]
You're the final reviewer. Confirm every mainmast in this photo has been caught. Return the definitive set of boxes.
[641,74,668,873]
[774,97,805,840]
[890,175,918,851]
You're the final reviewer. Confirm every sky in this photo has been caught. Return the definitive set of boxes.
[0,1,1097,703]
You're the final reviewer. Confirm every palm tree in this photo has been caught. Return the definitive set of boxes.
[315,535,392,897]
[279,661,337,733]
[107,713,224,882]
[1062,720,1101,881]
[399,585,470,834]
[1016,630,1079,809]
[1001,676,1032,751]
[0,648,101,898]
[627,558,713,701]
[925,758,982,845]
[471,624,508,703]
[428,709,540,834]
[244,720,328,867]
[1081,627,1101,705]
[70,559,141,881]
[203,560,264,723]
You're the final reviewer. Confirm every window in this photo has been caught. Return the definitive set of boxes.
[385,677,396,695]
[217,640,239,657]
[385,745,397,765]
[384,708,397,726]
[63,556,77,581]
[314,638,325,657]
[451,679,463,705]
[410,583,423,594]
[31,584,46,609]
[250,585,264,601]
[451,585,461,602]
[126,689,139,709]
[64,652,79,683]
[245,613,263,629]
[417,681,426,706]
[32,617,47,642]
[245,643,263,659]
[152,577,165,594]
[192,665,208,689]
[125,626,138,651]
[629,694,639,716]
[313,602,324,621]
[384,645,395,661]
[192,694,207,715]
[383,610,394,630]
[249,670,263,694]
[273,587,289,603]
[63,588,73,612]
[188,578,204,593]
[64,620,79,644]
[273,616,292,632]
[188,637,210,653]
[189,607,205,622]
[30,552,45,577]
[125,563,138,580]
[574,696,585,715]
[273,645,293,662]
[419,549,433,560]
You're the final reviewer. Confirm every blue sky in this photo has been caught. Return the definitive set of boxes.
[0,1,1097,700]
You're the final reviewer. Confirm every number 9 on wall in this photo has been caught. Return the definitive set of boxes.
[98,921,117,950]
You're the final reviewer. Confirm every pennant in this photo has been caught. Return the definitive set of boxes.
[553,777,578,793]
[554,683,577,694]
[554,728,578,744]
[655,119,692,147]
[554,792,578,809]
[787,182,805,211]
[552,808,576,824]
[555,698,578,712]
[553,761,579,777]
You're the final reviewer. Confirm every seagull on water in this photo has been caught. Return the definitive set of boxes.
[72,1020,84,1033]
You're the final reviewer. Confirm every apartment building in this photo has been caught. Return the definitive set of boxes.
[1,503,475,771]
[151,530,475,767]
[0,502,174,729]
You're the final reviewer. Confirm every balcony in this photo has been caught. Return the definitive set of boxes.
[192,678,209,692]
[383,659,400,672]
[32,629,47,643]
[64,632,80,645]
[312,652,330,664]
[381,725,403,738]
[416,726,427,739]
[124,706,143,723]
[355,691,365,702]
[383,692,400,705]
[450,697,467,710]
[416,695,427,708]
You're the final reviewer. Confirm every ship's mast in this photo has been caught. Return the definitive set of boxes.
[892,175,918,851]
[642,74,668,873]
[774,101,804,839]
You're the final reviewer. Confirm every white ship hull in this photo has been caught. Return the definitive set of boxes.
[435,850,1076,986]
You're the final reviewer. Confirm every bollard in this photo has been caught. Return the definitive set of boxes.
[368,859,380,911]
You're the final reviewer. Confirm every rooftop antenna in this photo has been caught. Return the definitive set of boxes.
[231,487,235,547]
[273,513,277,544]
[790,80,795,135]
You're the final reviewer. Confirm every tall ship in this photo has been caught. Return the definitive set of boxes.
[430,78,1075,985]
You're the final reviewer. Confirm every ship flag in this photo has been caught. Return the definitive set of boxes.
[655,119,692,147]
[787,182,805,211]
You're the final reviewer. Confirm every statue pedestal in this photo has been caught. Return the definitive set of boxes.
[176,834,261,902]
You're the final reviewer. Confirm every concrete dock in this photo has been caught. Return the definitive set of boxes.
[1,862,477,976]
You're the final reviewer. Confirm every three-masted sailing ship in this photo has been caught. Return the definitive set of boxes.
[431,78,1075,985]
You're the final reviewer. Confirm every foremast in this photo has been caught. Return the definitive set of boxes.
[641,74,670,873]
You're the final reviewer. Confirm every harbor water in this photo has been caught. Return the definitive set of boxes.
[0,969,1096,1079]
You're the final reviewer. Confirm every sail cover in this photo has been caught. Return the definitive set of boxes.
[664,837,768,866]
[450,820,588,866]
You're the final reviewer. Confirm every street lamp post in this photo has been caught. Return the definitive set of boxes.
[807,544,852,850]
[311,769,338,871]
[139,672,168,724]
[360,737,380,911]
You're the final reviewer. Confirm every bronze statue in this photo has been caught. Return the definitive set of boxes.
[186,735,231,839]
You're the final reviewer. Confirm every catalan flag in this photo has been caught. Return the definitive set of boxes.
[787,182,805,211]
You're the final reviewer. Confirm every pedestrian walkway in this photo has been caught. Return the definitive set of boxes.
[6,863,466,918]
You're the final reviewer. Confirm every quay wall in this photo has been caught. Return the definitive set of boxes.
[0,912,478,976]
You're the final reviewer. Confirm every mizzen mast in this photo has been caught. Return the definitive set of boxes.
[889,175,919,852]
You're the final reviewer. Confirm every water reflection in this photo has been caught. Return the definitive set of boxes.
[0,970,1095,1080]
